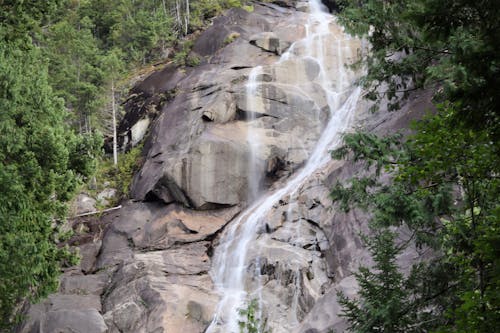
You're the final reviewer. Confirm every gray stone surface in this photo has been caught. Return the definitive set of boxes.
[73,193,96,215]
[79,240,102,273]
[130,4,312,210]
[59,272,108,296]
[18,295,107,333]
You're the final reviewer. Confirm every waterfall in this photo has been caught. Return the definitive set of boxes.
[206,0,362,331]
[246,66,264,202]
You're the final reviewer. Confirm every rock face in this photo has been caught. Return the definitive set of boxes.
[17,201,239,333]
[17,1,432,333]
[129,3,325,210]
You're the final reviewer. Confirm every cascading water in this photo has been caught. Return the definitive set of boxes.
[246,66,264,202]
[207,1,362,331]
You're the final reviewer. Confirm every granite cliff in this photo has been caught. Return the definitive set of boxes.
[17,1,431,332]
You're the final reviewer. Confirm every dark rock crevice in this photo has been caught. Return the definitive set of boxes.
[235,108,278,121]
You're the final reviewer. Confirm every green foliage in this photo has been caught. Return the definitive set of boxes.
[172,39,203,67]
[0,0,65,42]
[338,230,448,333]
[331,132,404,176]
[238,299,271,333]
[190,0,224,29]
[224,32,241,45]
[334,1,500,331]
[38,0,246,134]
[0,41,97,330]
[337,0,500,137]
[95,145,144,202]
[44,11,105,132]
[173,40,195,66]
[242,4,254,12]
[68,132,104,180]
[187,54,202,67]
[114,145,144,199]
[332,106,499,331]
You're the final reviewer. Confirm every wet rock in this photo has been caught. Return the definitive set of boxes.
[271,58,321,83]
[321,0,340,13]
[296,1,310,12]
[244,235,331,331]
[129,5,313,210]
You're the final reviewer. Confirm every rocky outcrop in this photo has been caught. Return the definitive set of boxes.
[18,201,239,333]
[130,3,324,210]
[97,202,240,333]
[20,294,108,333]
[17,1,433,333]
[292,91,434,333]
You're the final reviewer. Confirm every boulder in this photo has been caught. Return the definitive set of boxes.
[18,295,107,333]
[131,204,240,249]
[250,32,290,55]
[96,201,239,268]
[163,137,251,208]
[96,188,117,207]
[73,193,96,215]
[59,272,108,296]
[78,240,102,273]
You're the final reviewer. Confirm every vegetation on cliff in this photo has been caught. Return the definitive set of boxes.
[333,0,500,331]
[0,2,100,329]
[0,0,246,330]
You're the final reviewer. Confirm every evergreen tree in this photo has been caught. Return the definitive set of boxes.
[333,1,500,331]
[338,230,447,333]
[0,2,101,330]
[332,113,499,331]
[101,48,126,165]
[44,3,105,133]
[337,0,500,138]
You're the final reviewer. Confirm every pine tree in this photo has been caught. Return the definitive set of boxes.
[333,1,500,331]
[0,2,101,329]
[43,5,105,133]
[101,48,126,165]
[336,0,500,138]
[338,231,432,333]
[332,113,499,331]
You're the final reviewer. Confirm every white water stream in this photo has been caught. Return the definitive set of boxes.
[246,66,264,202]
[207,1,362,331]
